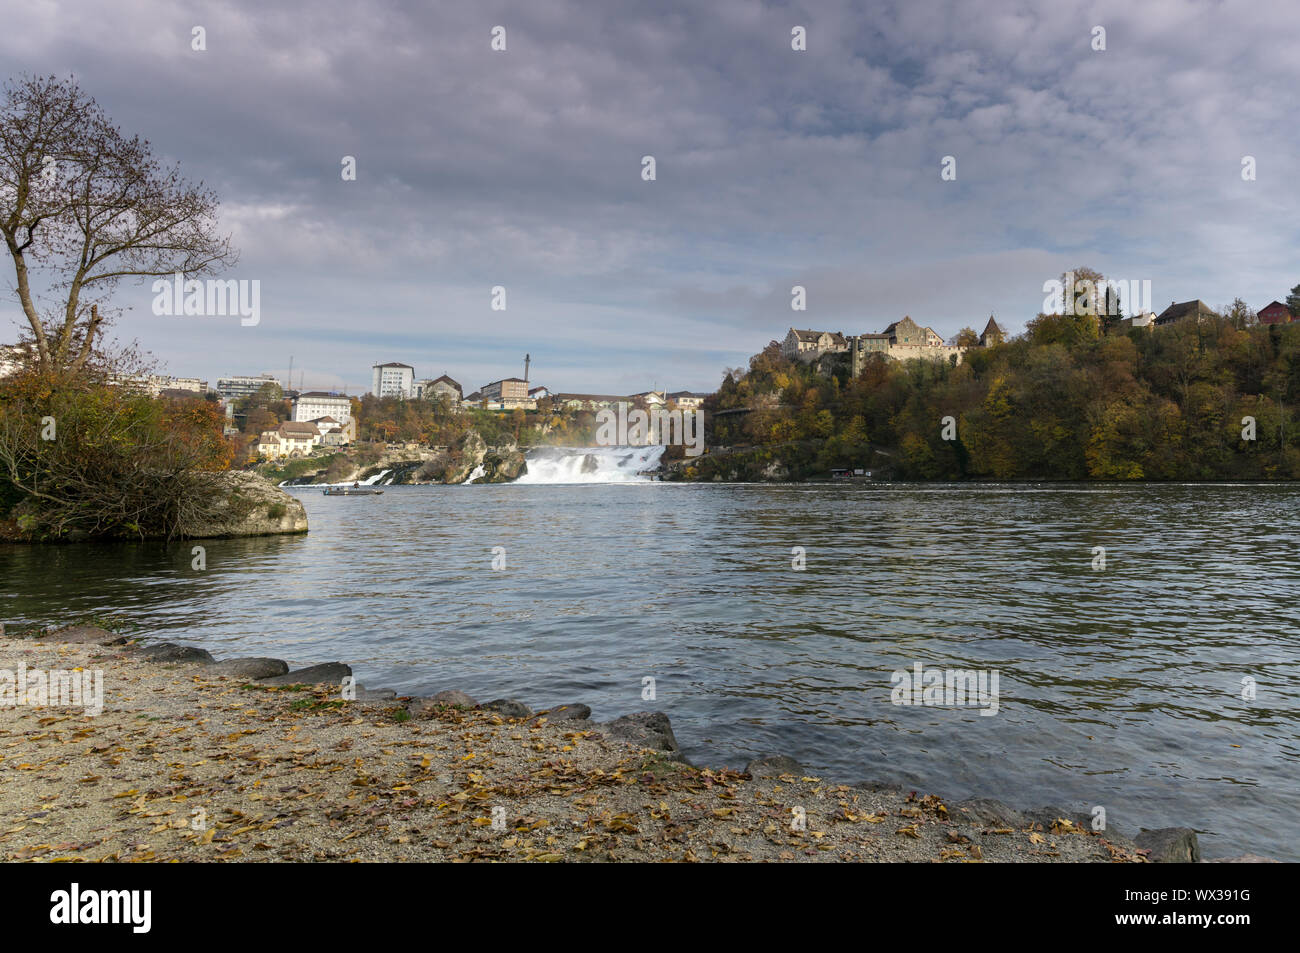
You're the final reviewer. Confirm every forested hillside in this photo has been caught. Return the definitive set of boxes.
[707,317,1300,481]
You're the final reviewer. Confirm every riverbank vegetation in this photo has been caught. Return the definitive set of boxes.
[708,316,1300,481]
[0,368,237,539]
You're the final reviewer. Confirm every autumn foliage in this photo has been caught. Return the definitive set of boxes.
[708,318,1300,481]
[0,369,236,539]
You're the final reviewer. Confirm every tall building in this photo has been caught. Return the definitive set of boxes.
[371,362,415,398]
[216,374,280,401]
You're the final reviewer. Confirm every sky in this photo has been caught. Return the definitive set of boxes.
[2,0,1298,396]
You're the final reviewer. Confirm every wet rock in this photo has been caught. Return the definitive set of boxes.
[1203,853,1278,863]
[352,685,398,703]
[135,643,215,664]
[483,698,533,719]
[745,755,805,778]
[1135,827,1202,863]
[207,658,289,679]
[953,798,1030,829]
[544,703,591,722]
[408,689,478,714]
[40,625,121,645]
[258,662,352,686]
[482,450,527,483]
[602,712,680,755]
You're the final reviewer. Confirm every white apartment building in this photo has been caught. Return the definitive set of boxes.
[372,362,415,399]
[292,391,353,424]
[216,374,280,401]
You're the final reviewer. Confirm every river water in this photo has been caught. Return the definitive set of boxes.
[2,474,1297,859]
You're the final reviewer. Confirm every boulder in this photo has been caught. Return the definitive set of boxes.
[483,698,533,719]
[1025,806,1098,832]
[482,450,527,483]
[206,657,290,679]
[135,643,215,664]
[41,625,121,645]
[542,703,591,722]
[602,712,680,755]
[408,690,478,714]
[258,662,352,687]
[953,797,1029,829]
[183,471,308,538]
[744,754,805,778]
[352,685,398,703]
[1135,827,1202,863]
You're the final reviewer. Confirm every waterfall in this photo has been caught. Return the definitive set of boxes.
[514,445,666,484]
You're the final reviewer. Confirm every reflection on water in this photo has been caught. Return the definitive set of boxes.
[2,482,1298,859]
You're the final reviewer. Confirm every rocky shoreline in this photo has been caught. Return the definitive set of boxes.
[0,624,1273,863]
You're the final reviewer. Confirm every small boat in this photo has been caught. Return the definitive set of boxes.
[322,486,384,496]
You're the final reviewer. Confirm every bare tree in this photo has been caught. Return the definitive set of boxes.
[0,75,236,374]
[1221,297,1257,329]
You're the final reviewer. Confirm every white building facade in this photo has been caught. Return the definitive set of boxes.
[292,392,353,424]
[372,362,415,399]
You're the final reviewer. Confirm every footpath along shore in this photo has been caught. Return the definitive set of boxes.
[0,625,1238,863]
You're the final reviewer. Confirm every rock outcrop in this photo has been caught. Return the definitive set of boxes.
[184,471,308,538]
[478,449,527,483]
[441,431,488,484]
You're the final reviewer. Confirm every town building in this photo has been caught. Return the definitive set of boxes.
[1154,300,1220,327]
[481,377,532,410]
[0,343,29,378]
[528,385,550,400]
[781,328,850,362]
[849,316,966,376]
[979,317,1005,347]
[292,391,353,425]
[552,393,627,411]
[416,374,462,402]
[157,376,208,394]
[307,415,356,443]
[371,362,415,399]
[257,421,322,459]
[1117,311,1158,331]
[1259,301,1295,325]
[216,374,280,402]
[668,391,708,409]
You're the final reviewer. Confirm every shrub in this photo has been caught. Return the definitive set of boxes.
[0,370,235,539]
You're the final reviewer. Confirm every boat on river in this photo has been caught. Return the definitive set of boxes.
[322,486,384,496]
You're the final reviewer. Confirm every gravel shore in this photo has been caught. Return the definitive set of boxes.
[0,631,1172,863]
